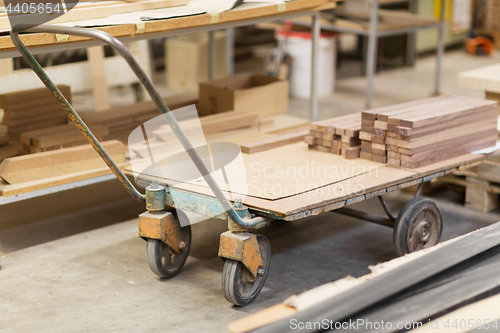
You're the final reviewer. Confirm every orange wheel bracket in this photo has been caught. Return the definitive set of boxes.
[218,231,264,278]
[139,211,184,253]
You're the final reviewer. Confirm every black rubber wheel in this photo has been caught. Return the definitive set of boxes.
[146,210,192,279]
[222,235,271,306]
[393,197,442,256]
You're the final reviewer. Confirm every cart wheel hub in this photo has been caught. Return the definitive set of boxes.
[415,221,431,243]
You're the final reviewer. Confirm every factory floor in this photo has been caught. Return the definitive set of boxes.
[1,50,500,332]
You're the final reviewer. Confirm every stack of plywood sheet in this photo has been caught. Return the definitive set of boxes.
[361,96,498,168]
[20,123,109,154]
[304,113,361,159]
[0,86,70,140]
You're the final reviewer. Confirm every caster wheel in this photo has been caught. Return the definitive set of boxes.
[393,197,442,256]
[222,235,271,306]
[147,210,192,279]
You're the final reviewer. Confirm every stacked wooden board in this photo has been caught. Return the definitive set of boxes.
[0,86,70,140]
[19,123,109,154]
[0,140,127,185]
[304,113,361,159]
[361,96,498,168]
[82,91,197,136]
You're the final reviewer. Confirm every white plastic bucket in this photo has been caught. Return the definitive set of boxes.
[277,30,337,99]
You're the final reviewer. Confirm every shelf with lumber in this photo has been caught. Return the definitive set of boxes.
[0,0,336,56]
[328,9,439,33]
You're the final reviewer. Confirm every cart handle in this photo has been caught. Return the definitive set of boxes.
[11,24,268,228]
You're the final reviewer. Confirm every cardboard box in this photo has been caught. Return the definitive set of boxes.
[166,32,227,91]
[197,74,288,117]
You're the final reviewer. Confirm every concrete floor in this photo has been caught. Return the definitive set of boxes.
[2,50,500,332]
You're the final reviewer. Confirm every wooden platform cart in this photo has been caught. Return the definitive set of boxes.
[12,24,489,306]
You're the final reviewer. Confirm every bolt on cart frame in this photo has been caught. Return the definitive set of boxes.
[11,24,444,306]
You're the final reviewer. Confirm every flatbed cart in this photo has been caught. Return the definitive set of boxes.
[11,25,490,307]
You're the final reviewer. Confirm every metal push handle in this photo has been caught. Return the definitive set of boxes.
[11,24,267,228]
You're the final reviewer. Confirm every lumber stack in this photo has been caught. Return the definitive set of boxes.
[128,111,259,159]
[304,113,361,159]
[241,130,309,154]
[82,91,197,135]
[19,124,109,154]
[0,140,127,185]
[361,96,498,168]
[0,86,71,140]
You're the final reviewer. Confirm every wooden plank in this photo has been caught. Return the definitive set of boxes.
[359,131,371,141]
[4,114,68,127]
[395,106,497,136]
[20,124,76,145]
[399,99,498,129]
[0,0,190,31]
[371,142,385,151]
[387,157,400,167]
[0,0,335,50]
[247,223,500,333]
[374,120,387,130]
[316,145,332,153]
[0,85,71,105]
[465,176,499,212]
[398,128,497,155]
[458,63,500,93]
[477,160,500,184]
[361,95,450,121]
[0,140,127,184]
[372,155,387,163]
[0,144,19,163]
[387,151,400,159]
[323,139,333,148]
[241,130,308,154]
[87,46,111,112]
[228,304,297,333]
[370,134,385,144]
[0,166,122,197]
[81,91,197,126]
[304,136,316,145]
[30,137,104,153]
[360,141,372,153]
[0,133,8,146]
[8,118,69,137]
[371,148,387,156]
[342,146,360,159]
[340,135,361,145]
[360,151,372,160]
[399,134,496,169]
[32,125,109,148]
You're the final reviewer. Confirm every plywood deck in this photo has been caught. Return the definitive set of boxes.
[127,142,486,219]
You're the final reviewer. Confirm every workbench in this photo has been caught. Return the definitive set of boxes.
[459,63,500,111]
[292,0,445,107]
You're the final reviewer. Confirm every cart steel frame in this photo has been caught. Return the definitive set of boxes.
[11,24,483,306]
